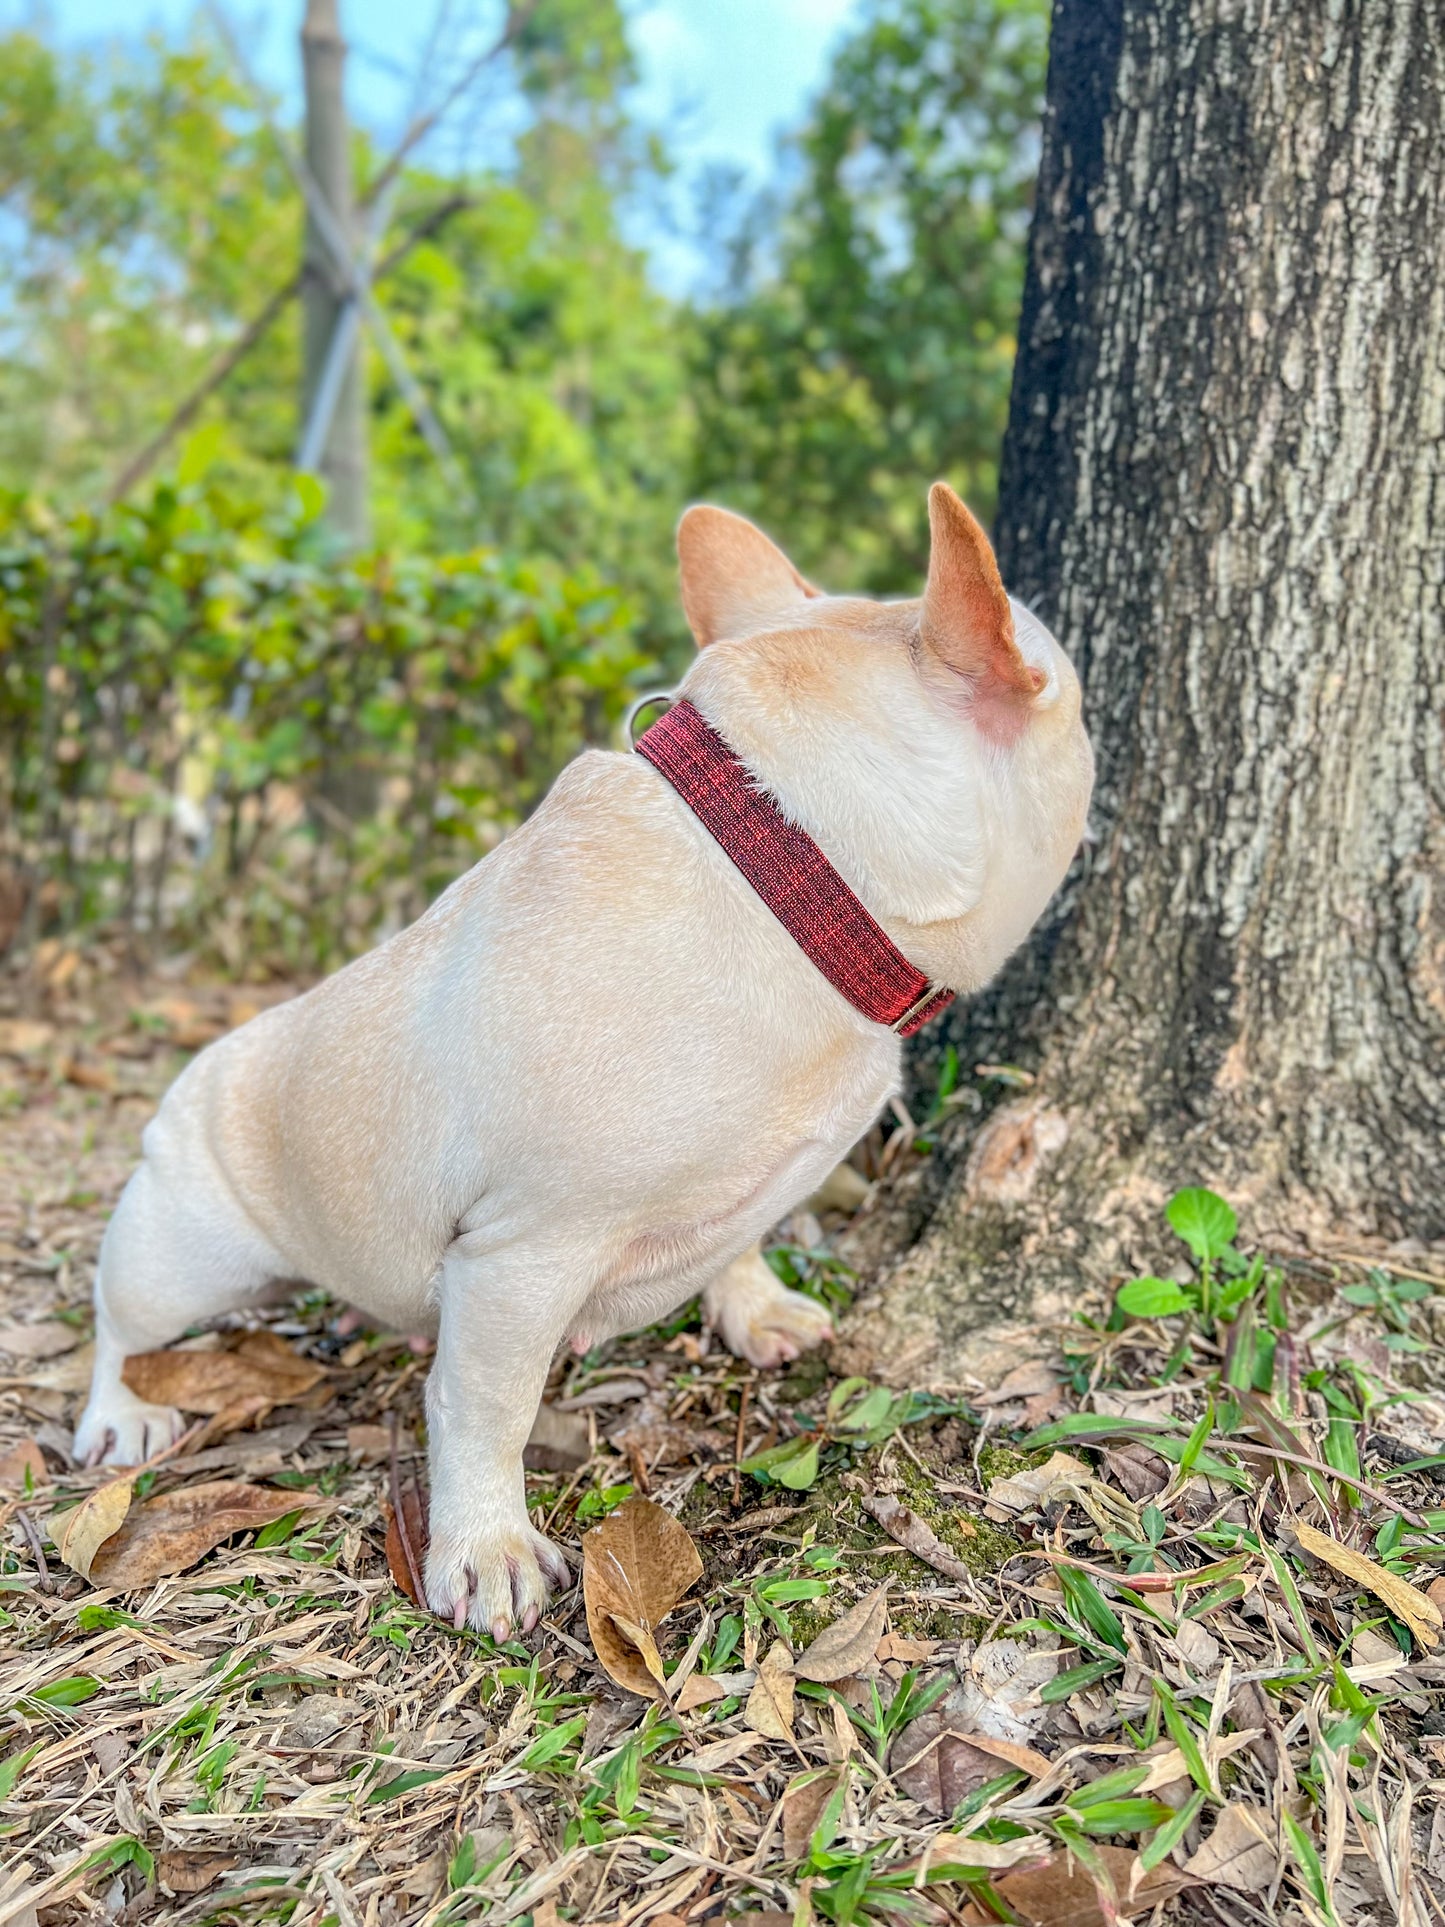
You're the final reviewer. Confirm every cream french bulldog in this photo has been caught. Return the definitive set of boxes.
[74,484,1093,1637]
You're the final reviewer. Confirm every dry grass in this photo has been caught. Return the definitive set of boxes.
[2,962,1445,1927]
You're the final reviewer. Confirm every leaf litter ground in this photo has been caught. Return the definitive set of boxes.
[3,966,1445,1927]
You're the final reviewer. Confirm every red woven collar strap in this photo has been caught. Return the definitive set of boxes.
[635,699,954,1038]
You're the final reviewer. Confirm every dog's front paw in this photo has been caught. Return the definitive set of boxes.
[706,1250,834,1370]
[424,1519,571,1641]
[74,1391,186,1467]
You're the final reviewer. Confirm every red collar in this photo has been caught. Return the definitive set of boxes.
[635,699,954,1038]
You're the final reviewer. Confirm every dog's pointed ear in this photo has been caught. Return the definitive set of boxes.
[921,483,1045,698]
[677,505,822,648]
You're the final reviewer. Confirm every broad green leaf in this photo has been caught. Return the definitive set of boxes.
[1166,1188,1237,1262]
[1117,1276,1192,1318]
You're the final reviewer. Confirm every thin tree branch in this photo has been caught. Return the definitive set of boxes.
[105,275,301,506]
[363,0,539,211]
[104,196,473,506]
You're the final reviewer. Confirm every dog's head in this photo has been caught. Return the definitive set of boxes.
[673,483,1094,996]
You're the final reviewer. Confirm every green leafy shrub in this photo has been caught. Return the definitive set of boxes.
[0,478,653,969]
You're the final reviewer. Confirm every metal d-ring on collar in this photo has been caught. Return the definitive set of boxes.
[624,688,678,748]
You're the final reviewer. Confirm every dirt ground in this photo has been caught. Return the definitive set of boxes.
[3,958,1445,1927]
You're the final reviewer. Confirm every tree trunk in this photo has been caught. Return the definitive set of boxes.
[301,0,368,548]
[841,0,1445,1389]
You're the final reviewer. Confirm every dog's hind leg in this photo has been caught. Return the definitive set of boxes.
[74,1160,285,1467]
[702,1244,834,1369]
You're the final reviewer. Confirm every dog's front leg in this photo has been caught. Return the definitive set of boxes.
[423,1244,573,1640]
[703,1245,834,1370]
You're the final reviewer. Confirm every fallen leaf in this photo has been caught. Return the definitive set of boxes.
[0,1438,48,1492]
[973,1363,1060,1408]
[984,1450,1093,1515]
[1428,1575,1445,1615]
[524,1400,592,1472]
[782,1767,840,1861]
[582,1496,703,1698]
[876,1633,939,1665]
[0,1321,80,1361]
[918,1833,1051,1873]
[346,1424,392,1466]
[893,1700,1049,1814]
[675,1673,728,1713]
[1182,1802,1278,1893]
[156,1852,237,1897]
[123,1330,328,1417]
[49,1476,134,1579]
[1171,1616,1220,1677]
[384,1477,430,1606]
[0,1018,54,1055]
[744,1641,796,1741]
[951,1730,1053,1779]
[1135,1744,1190,1796]
[862,1493,972,1581]
[1294,1520,1442,1650]
[86,1480,311,1588]
[61,1058,115,1094]
[961,1846,1193,1925]
[1102,1440,1172,1501]
[794,1584,888,1682]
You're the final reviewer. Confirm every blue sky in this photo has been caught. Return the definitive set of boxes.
[7,0,862,286]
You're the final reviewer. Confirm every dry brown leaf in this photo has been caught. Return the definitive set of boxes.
[1182,1802,1278,1892]
[345,1424,392,1466]
[156,1852,237,1897]
[0,1437,48,1493]
[782,1767,840,1862]
[61,1059,115,1094]
[524,1401,591,1472]
[744,1641,796,1741]
[985,1450,1094,1516]
[862,1493,972,1581]
[877,1633,939,1665]
[612,1612,667,1688]
[0,1321,80,1361]
[794,1584,888,1682]
[1428,1575,1445,1615]
[918,1833,1051,1873]
[674,1673,728,1713]
[384,1478,430,1606]
[581,1496,703,1698]
[49,1476,134,1580]
[0,1018,54,1055]
[1294,1520,1442,1649]
[951,1730,1053,1779]
[893,1706,1042,1814]
[86,1480,310,1588]
[960,1845,1192,1926]
[123,1330,328,1417]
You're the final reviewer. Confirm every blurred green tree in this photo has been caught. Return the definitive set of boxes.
[688,0,1048,593]
[0,3,690,648]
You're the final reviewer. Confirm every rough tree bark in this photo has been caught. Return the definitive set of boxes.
[301,0,369,548]
[841,0,1445,1388]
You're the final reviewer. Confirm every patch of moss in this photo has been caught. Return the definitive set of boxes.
[976,1441,1050,1484]
[776,1352,831,1404]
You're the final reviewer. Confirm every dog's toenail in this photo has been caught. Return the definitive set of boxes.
[522,1605,539,1634]
[491,1616,510,1643]
[452,1597,467,1630]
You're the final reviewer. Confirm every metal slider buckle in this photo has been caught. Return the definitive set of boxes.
[624,688,678,748]
[890,982,943,1034]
